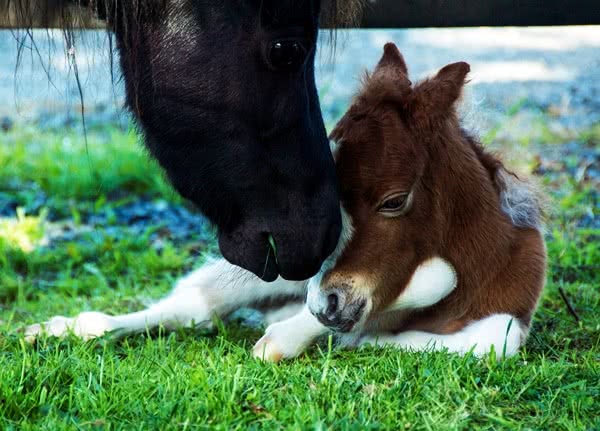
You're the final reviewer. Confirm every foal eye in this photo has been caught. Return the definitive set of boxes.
[266,39,308,71]
[378,192,411,217]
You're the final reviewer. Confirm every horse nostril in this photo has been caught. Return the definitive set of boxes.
[326,293,338,316]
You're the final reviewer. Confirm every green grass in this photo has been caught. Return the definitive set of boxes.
[0,123,599,430]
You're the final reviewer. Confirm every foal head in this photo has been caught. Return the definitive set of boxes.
[307,43,489,331]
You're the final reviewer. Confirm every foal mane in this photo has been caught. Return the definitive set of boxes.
[462,128,547,232]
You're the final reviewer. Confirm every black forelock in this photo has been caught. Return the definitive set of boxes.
[2,0,364,30]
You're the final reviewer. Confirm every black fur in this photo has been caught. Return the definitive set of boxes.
[7,0,354,281]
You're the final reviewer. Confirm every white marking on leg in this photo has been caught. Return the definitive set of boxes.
[25,258,305,342]
[24,312,117,342]
[24,282,215,342]
[359,314,525,359]
[253,306,329,362]
[263,302,305,326]
[387,257,457,311]
[170,258,305,316]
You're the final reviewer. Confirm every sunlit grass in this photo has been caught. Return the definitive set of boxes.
[0,208,47,253]
[0,126,178,204]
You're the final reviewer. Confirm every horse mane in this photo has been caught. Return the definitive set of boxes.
[3,0,365,139]
[1,0,365,29]
[3,0,366,99]
[322,0,365,28]
[2,1,116,29]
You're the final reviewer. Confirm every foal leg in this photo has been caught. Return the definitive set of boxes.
[25,259,305,342]
[251,257,459,362]
[358,314,525,359]
[262,302,305,326]
[253,306,329,362]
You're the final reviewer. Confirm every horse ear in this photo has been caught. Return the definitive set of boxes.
[411,61,470,118]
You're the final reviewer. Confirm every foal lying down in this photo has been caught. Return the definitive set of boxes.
[26,44,547,361]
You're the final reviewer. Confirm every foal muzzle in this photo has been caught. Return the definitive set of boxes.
[307,286,367,332]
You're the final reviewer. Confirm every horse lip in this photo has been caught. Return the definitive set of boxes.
[338,299,367,332]
[217,230,280,282]
[276,257,323,281]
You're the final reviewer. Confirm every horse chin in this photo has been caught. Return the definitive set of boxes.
[218,230,279,282]
[218,224,332,282]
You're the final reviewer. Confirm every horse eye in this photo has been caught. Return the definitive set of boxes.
[267,39,308,71]
[378,192,411,217]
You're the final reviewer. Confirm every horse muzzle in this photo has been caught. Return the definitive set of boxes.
[218,213,341,282]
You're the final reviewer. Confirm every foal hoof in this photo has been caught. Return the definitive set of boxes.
[252,336,284,362]
[24,312,116,343]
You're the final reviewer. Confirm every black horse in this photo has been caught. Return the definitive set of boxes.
[5,0,363,281]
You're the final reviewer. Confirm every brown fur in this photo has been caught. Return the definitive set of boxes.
[327,43,546,335]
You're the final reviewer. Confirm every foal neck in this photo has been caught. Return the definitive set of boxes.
[429,127,514,278]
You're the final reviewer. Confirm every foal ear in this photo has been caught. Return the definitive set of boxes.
[412,61,470,118]
[365,42,412,105]
[374,43,409,78]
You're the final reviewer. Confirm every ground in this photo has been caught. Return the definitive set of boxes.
[0,28,599,430]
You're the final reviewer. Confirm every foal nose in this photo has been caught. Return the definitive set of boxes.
[314,290,344,328]
[325,293,339,316]
[312,289,366,333]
